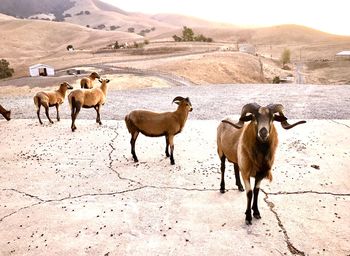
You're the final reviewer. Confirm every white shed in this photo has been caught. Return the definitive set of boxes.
[29,64,55,77]
[335,51,350,60]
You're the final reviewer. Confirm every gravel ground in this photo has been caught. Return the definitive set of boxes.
[1,83,349,121]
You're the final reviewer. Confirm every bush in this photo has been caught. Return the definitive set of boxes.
[281,48,291,66]
[110,25,120,31]
[173,26,213,42]
[272,76,280,84]
[0,59,14,79]
[172,35,182,42]
[97,24,106,30]
[85,11,90,15]
[128,27,135,33]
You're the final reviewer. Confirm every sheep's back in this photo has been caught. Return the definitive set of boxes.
[129,110,175,136]
[217,122,241,163]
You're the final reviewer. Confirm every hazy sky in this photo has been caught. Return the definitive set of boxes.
[101,0,350,35]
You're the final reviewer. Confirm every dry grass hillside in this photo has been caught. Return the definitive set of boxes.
[0,17,142,76]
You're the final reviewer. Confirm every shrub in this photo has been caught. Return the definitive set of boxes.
[110,25,120,31]
[114,41,120,49]
[0,59,14,79]
[85,11,90,15]
[272,76,280,84]
[182,26,194,41]
[97,24,106,30]
[281,48,291,66]
[128,27,135,33]
[173,26,213,42]
[173,35,182,42]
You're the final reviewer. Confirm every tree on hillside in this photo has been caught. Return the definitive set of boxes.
[281,48,291,66]
[0,59,14,79]
[182,26,194,41]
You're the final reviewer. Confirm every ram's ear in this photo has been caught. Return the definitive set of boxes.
[98,79,102,83]
[240,114,253,122]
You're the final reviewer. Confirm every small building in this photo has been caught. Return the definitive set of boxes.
[239,44,256,55]
[29,64,55,77]
[335,51,350,60]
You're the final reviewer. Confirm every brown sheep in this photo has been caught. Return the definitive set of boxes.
[0,104,11,121]
[68,78,110,132]
[125,96,193,165]
[80,72,100,89]
[33,82,73,125]
[217,103,306,225]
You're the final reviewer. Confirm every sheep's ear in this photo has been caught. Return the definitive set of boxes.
[240,114,253,122]
[98,79,102,83]
[106,79,110,83]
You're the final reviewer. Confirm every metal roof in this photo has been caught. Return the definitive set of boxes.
[336,51,350,56]
[29,64,54,69]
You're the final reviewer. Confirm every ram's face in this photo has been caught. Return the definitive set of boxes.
[185,97,193,112]
[255,107,273,143]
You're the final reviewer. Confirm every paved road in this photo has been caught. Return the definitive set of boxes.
[1,84,350,121]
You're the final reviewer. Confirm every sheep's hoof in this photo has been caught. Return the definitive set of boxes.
[133,158,139,162]
[237,185,245,192]
[253,212,261,219]
[170,160,175,165]
[220,188,226,193]
[245,219,252,225]
[165,152,170,157]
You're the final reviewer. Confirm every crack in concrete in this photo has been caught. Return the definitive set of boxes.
[262,189,305,256]
[331,120,350,129]
[0,202,42,222]
[3,188,45,202]
[267,190,350,197]
[107,123,142,185]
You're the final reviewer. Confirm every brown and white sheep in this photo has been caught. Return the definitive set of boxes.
[125,96,193,165]
[68,78,110,132]
[33,82,73,125]
[217,103,306,225]
[0,104,11,121]
[80,72,100,89]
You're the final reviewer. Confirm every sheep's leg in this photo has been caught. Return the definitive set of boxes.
[56,104,60,121]
[243,178,253,225]
[220,155,226,193]
[169,135,175,165]
[37,105,43,125]
[252,178,262,219]
[94,105,102,125]
[130,131,139,162]
[71,102,81,132]
[165,136,170,157]
[44,105,54,124]
[234,163,244,192]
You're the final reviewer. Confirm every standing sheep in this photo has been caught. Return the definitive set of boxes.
[80,72,100,89]
[125,96,193,165]
[0,104,11,121]
[68,78,110,132]
[33,82,73,125]
[217,103,305,225]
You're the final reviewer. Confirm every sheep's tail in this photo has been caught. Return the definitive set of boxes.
[124,114,136,134]
[33,95,41,110]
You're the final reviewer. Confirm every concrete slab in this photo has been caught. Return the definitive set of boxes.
[0,119,349,255]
